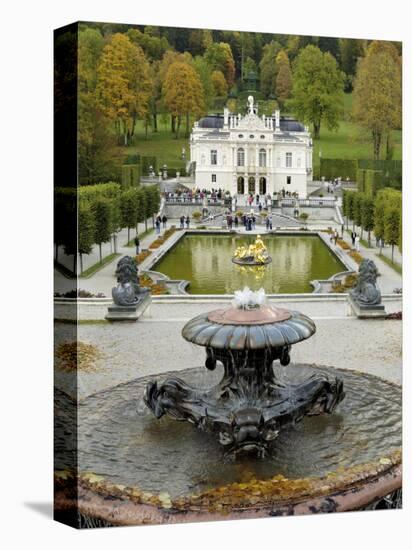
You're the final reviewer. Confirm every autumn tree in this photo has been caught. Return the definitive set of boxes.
[158,50,193,133]
[275,50,292,108]
[259,40,282,97]
[352,43,401,159]
[78,27,119,184]
[162,61,204,138]
[288,45,344,139]
[204,42,235,88]
[211,70,228,97]
[96,33,152,146]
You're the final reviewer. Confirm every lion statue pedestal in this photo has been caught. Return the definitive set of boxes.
[105,256,151,322]
[348,259,386,318]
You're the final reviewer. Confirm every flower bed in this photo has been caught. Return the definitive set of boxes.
[348,250,363,264]
[331,273,358,293]
[149,226,177,249]
[337,239,351,250]
[139,274,168,295]
[135,250,152,264]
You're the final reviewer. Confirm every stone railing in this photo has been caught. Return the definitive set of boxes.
[165,197,231,206]
[280,197,337,208]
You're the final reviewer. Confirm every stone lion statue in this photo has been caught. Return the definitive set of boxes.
[112,256,146,306]
[350,259,381,306]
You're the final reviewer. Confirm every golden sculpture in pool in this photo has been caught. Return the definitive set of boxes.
[232,235,272,265]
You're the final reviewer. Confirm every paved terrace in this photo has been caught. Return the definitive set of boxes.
[54,297,402,401]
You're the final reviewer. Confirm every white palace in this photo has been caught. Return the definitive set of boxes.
[190,96,313,198]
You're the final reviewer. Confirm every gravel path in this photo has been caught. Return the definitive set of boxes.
[54,301,402,400]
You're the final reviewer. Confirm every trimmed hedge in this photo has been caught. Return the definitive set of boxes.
[321,158,402,191]
[357,169,383,197]
[358,159,402,191]
[320,159,358,181]
[121,164,141,188]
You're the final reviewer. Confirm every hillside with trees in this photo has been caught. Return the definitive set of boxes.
[72,23,402,185]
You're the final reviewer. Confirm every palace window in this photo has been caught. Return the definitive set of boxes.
[237,148,245,166]
[238,134,244,138]
[249,134,255,139]
[259,149,267,167]
[286,152,292,167]
[287,176,292,185]
[211,149,217,165]
[211,174,216,183]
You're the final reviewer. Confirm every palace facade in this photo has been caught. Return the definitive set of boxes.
[190,96,313,197]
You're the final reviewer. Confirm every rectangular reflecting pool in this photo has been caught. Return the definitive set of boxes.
[152,233,346,294]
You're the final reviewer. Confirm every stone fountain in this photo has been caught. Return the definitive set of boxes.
[144,288,344,455]
[54,287,401,526]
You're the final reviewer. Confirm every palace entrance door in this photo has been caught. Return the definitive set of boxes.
[259,177,267,195]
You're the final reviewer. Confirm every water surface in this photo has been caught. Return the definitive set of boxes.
[53,365,402,499]
[153,234,345,294]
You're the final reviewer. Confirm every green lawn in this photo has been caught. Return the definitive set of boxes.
[121,117,191,169]
[377,253,402,275]
[117,93,402,171]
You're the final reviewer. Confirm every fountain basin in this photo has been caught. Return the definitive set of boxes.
[54,364,402,526]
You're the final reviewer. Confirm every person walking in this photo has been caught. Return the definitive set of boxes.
[155,217,161,235]
[351,231,356,247]
[252,215,256,230]
[265,216,270,231]
[269,214,273,230]
[234,216,239,228]
[334,229,338,245]
[134,236,140,256]
[162,214,167,229]
[185,215,190,228]
[180,215,185,229]
[355,234,360,252]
